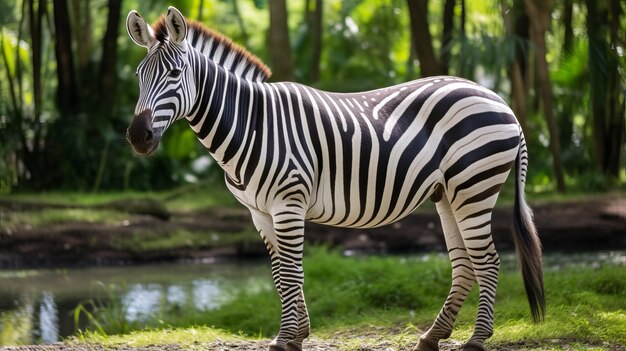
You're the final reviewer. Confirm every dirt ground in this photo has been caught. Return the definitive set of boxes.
[3,337,625,351]
[1,196,625,268]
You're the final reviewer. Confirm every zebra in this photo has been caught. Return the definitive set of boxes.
[125,7,544,351]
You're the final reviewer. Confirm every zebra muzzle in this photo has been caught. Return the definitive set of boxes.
[127,109,159,155]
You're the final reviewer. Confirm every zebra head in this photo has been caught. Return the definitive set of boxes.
[125,7,196,155]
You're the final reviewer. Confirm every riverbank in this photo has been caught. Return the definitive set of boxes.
[1,249,625,350]
[1,194,625,268]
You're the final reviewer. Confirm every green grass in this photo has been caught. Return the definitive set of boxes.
[109,229,259,252]
[0,191,154,207]
[76,326,244,349]
[1,208,129,229]
[0,181,240,229]
[76,248,626,349]
[0,181,240,212]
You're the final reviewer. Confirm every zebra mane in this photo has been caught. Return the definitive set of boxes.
[152,16,272,82]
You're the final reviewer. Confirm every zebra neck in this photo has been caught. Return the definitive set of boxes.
[186,57,263,185]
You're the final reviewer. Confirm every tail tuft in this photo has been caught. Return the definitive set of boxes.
[512,135,545,323]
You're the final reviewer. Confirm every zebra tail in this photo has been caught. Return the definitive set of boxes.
[512,133,546,323]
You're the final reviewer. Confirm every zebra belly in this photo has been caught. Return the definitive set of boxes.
[304,164,444,229]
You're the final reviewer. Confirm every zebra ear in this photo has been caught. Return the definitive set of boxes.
[126,10,156,49]
[165,6,187,46]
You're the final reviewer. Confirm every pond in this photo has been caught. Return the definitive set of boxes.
[0,260,272,346]
[0,251,624,346]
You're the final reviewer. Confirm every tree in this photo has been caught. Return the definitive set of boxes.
[586,0,625,177]
[524,0,567,192]
[440,0,454,74]
[407,0,442,77]
[98,0,121,114]
[93,0,122,192]
[563,0,574,57]
[407,0,455,77]
[502,0,530,133]
[305,0,322,83]
[52,0,78,115]
[24,0,45,184]
[268,0,294,81]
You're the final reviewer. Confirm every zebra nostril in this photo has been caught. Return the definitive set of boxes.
[144,129,154,143]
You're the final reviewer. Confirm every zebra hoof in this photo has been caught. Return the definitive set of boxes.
[413,336,439,351]
[460,341,485,351]
[268,345,287,351]
[286,340,303,351]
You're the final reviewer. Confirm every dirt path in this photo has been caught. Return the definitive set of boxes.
[3,338,625,351]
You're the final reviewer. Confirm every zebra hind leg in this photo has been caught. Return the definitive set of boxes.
[451,189,503,351]
[413,194,476,351]
[285,292,310,351]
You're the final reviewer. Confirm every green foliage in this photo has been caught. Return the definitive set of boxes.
[0,0,624,193]
[316,0,410,91]
[73,282,138,335]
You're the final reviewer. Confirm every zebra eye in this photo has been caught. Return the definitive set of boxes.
[169,69,181,78]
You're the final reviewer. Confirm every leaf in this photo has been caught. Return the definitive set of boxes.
[1,30,16,76]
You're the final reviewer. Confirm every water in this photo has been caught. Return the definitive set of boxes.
[0,260,272,346]
[1,251,624,346]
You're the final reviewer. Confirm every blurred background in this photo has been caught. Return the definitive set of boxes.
[0,0,624,192]
[0,0,625,349]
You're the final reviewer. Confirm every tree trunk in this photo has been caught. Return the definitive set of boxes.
[460,0,466,37]
[307,0,323,83]
[501,0,528,133]
[586,0,625,177]
[52,0,78,114]
[440,0,455,75]
[268,0,294,81]
[563,0,574,57]
[407,0,442,77]
[92,0,122,192]
[606,0,624,176]
[524,0,566,192]
[557,0,575,151]
[28,0,46,174]
[16,0,26,114]
[98,0,121,114]
[71,0,91,71]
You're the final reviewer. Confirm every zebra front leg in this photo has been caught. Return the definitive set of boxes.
[414,195,475,351]
[252,208,307,351]
[270,250,308,351]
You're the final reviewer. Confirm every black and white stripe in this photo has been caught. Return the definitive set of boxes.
[127,8,545,351]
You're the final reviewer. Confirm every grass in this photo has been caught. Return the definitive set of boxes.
[77,326,244,349]
[109,229,259,253]
[0,181,240,212]
[0,181,240,229]
[1,208,129,229]
[75,248,626,349]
